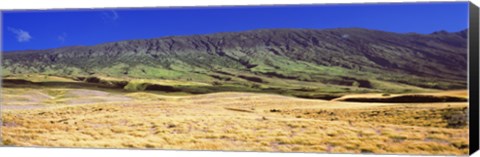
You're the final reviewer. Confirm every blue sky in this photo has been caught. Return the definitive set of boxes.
[2,2,469,51]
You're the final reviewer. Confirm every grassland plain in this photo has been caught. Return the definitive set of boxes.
[0,75,469,155]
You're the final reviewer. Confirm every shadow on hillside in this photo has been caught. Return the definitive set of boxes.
[1,78,259,95]
[341,95,468,103]
[2,79,118,89]
[3,78,466,103]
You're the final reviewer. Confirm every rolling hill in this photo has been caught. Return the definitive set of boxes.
[1,28,468,96]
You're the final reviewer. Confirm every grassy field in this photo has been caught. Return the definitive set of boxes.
[0,75,469,155]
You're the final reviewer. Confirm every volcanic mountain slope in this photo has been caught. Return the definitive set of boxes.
[1,28,468,94]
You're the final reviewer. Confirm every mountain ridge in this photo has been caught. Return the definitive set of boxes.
[2,28,468,95]
[3,27,468,53]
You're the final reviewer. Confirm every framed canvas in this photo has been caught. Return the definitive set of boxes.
[1,1,479,156]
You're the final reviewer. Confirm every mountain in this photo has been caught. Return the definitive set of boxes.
[1,28,468,95]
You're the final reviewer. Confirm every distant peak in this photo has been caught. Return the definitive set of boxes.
[455,29,468,38]
[430,29,468,38]
[431,30,450,35]
[430,29,467,35]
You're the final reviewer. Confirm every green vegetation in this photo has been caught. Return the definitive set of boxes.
[2,28,467,97]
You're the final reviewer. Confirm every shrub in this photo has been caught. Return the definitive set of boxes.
[270,109,281,112]
[212,81,223,86]
[443,109,467,128]
[124,82,149,91]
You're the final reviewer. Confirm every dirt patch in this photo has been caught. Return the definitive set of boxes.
[2,91,54,105]
[2,105,46,110]
[65,89,110,97]
[64,89,133,105]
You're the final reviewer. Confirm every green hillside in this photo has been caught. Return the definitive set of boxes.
[1,28,468,98]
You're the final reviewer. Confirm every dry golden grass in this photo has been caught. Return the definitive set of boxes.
[1,87,469,155]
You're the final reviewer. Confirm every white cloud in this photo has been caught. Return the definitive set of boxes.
[58,32,67,43]
[8,27,32,42]
[102,10,119,21]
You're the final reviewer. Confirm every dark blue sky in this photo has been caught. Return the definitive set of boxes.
[2,2,469,51]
